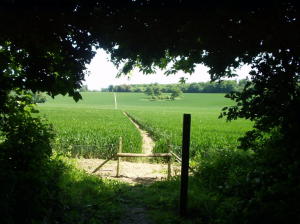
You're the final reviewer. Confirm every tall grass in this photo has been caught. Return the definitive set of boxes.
[38,92,251,159]
[52,156,126,223]
[39,108,142,158]
[126,110,252,159]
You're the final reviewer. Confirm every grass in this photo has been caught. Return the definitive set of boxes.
[37,92,254,223]
[116,176,221,224]
[127,110,251,159]
[55,156,202,224]
[39,107,142,158]
[43,92,234,111]
[53,156,127,224]
[38,92,252,159]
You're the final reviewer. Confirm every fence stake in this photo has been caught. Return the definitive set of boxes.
[167,140,172,180]
[180,114,191,217]
[92,154,115,173]
[116,137,122,177]
[170,151,196,174]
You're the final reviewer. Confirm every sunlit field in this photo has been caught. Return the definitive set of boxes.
[38,92,252,159]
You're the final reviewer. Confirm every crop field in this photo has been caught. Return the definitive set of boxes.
[38,92,252,159]
[127,110,251,157]
[39,106,142,158]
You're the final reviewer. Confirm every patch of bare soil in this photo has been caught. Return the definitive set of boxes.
[123,112,154,154]
[77,112,181,184]
[77,158,180,185]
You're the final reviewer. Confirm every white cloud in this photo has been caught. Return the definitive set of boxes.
[84,49,250,90]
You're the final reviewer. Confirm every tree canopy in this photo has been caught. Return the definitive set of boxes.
[1,1,300,223]
[1,1,299,97]
[1,0,300,170]
[2,0,299,136]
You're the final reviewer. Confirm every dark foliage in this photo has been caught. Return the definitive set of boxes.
[1,0,300,223]
[2,1,299,97]
[218,51,300,223]
[0,93,65,224]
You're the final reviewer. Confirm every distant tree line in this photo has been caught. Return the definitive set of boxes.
[144,85,182,100]
[101,79,248,93]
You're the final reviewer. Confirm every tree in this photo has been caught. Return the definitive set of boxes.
[186,83,199,93]
[1,1,300,223]
[0,92,63,223]
[31,92,47,103]
[145,86,154,96]
[170,86,182,100]
[152,84,162,97]
[108,85,114,92]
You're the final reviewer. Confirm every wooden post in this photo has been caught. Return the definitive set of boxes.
[167,140,172,180]
[116,153,171,157]
[92,154,115,173]
[116,137,122,177]
[170,151,196,174]
[114,92,118,110]
[180,114,191,217]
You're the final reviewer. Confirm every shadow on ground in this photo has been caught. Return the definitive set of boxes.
[60,161,202,224]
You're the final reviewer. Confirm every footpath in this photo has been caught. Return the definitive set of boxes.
[77,112,180,224]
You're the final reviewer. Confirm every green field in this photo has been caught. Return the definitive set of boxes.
[39,92,252,159]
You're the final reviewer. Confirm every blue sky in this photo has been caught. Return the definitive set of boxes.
[84,49,251,90]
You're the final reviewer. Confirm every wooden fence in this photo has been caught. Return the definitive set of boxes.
[92,114,192,217]
[92,137,172,179]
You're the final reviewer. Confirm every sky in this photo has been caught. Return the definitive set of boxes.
[84,49,251,91]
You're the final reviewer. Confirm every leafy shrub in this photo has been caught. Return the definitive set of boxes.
[190,129,300,224]
[0,93,63,224]
[238,129,300,224]
[57,158,124,224]
[32,92,47,103]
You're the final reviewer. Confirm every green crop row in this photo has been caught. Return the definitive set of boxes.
[39,107,142,158]
[38,92,252,160]
[126,109,252,160]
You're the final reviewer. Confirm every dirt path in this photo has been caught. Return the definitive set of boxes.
[119,186,153,224]
[123,112,154,154]
[77,113,179,223]
[75,113,180,223]
[77,158,180,185]
[77,112,181,184]
[77,159,170,224]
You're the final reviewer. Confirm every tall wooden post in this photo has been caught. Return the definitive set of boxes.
[114,92,118,110]
[180,114,191,217]
[167,141,172,180]
[116,137,122,177]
